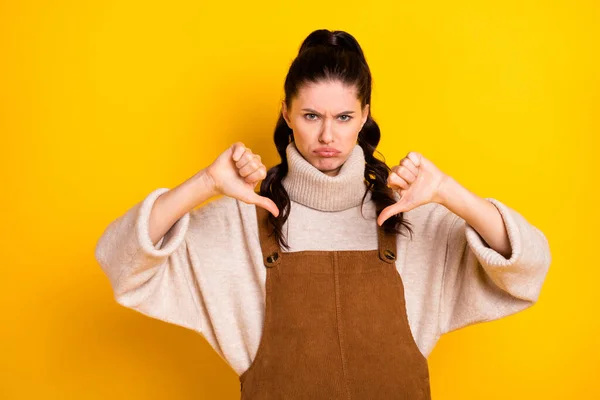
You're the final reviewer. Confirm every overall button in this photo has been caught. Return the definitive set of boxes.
[266,252,279,266]
[384,249,396,260]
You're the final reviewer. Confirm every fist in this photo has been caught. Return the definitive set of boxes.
[377,151,448,226]
[206,142,280,217]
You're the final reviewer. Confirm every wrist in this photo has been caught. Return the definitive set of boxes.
[191,168,220,202]
[434,175,457,206]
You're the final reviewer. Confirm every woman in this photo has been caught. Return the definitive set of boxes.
[95,29,551,399]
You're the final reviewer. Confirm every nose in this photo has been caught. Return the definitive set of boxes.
[318,118,334,144]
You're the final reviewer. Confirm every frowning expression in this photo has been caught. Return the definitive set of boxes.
[282,80,369,177]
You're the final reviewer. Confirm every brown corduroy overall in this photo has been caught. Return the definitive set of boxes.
[239,206,432,399]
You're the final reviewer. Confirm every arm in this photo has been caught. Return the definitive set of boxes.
[94,169,217,332]
[95,142,275,334]
[147,170,218,246]
[436,177,552,335]
[437,176,512,258]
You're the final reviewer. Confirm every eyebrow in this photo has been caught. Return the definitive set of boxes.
[301,108,355,115]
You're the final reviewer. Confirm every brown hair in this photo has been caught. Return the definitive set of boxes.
[259,29,413,250]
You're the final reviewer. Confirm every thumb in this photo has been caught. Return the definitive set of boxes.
[377,200,409,226]
[246,191,280,217]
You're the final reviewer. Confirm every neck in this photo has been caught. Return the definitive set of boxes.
[281,141,369,212]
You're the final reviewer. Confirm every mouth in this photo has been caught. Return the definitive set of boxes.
[314,148,340,157]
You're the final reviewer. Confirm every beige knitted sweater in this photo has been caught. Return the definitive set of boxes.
[94,142,551,377]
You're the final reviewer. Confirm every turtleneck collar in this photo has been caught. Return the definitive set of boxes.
[281,141,369,211]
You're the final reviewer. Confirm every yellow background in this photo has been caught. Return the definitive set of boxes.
[1,0,598,398]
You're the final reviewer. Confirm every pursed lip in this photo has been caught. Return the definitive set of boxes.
[314,147,340,154]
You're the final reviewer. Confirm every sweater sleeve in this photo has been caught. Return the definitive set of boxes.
[438,197,551,335]
[94,188,203,333]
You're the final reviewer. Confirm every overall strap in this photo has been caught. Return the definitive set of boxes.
[255,206,282,268]
[255,205,397,266]
[377,223,398,264]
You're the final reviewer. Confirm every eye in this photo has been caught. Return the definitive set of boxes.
[304,113,318,121]
[339,115,353,122]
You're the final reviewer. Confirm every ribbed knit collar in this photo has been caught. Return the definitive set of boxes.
[281,141,368,211]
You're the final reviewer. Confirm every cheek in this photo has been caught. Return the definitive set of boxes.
[294,121,319,137]
[348,120,362,132]
[340,120,362,138]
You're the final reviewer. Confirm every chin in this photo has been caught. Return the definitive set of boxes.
[313,158,342,174]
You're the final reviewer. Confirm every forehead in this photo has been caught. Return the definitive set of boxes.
[293,80,360,111]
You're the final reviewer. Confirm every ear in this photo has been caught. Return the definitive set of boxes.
[282,100,291,127]
[362,103,370,126]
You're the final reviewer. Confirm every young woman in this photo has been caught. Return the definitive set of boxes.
[95,29,551,399]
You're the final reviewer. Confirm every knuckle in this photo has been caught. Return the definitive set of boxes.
[408,151,420,160]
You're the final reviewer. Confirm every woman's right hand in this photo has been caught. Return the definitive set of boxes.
[205,142,280,217]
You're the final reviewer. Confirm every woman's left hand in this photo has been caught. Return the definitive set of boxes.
[377,151,450,226]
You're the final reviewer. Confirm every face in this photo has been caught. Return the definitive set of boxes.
[281,80,369,177]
